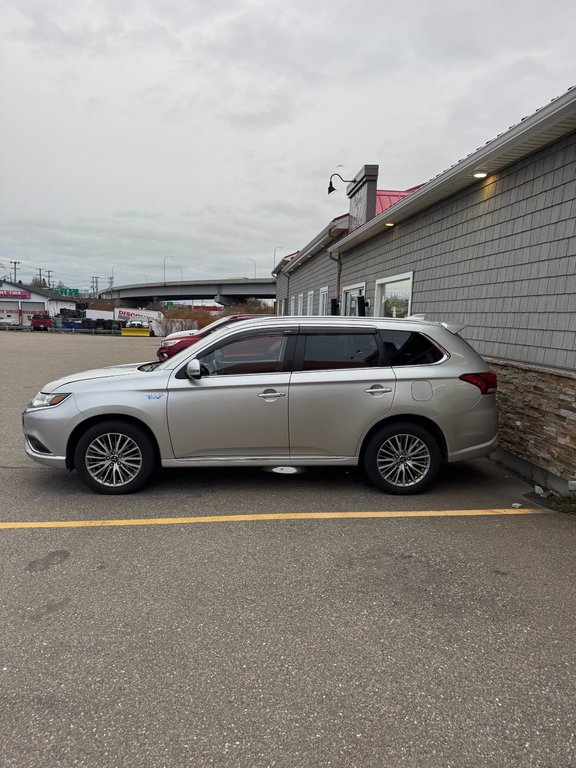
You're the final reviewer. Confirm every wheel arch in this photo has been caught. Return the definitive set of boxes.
[66,415,161,471]
[359,415,448,466]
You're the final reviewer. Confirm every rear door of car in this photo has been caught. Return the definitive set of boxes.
[288,327,396,459]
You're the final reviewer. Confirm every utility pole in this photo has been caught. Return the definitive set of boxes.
[45,270,53,289]
[36,268,44,286]
[9,260,21,282]
[90,276,100,296]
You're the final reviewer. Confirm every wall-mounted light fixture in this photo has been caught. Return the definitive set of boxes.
[473,171,488,179]
[328,172,355,194]
[385,222,395,228]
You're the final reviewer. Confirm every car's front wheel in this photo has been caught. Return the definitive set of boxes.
[74,421,156,494]
[363,422,440,494]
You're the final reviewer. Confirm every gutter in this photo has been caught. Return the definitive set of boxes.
[283,215,348,274]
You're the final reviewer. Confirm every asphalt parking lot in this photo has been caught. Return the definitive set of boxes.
[1,330,575,767]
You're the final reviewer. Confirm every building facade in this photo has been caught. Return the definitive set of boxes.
[0,281,76,326]
[275,88,576,493]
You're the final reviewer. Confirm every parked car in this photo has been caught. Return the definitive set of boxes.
[22,316,498,495]
[156,314,261,360]
[31,313,53,331]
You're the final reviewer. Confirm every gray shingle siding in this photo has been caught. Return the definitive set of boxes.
[279,252,338,315]
[337,132,576,370]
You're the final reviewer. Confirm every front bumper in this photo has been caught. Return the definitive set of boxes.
[22,396,81,471]
[23,436,67,469]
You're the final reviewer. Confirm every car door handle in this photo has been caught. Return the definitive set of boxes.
[258,389,286,399]
[365,385,393,396]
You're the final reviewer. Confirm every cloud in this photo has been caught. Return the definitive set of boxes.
[1,0,575,289]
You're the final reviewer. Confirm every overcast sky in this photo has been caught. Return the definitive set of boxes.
[1,0,575,291]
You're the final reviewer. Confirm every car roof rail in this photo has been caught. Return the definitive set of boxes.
[441,321,465,334]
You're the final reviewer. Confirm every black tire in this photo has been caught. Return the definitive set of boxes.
[74,420,156,494]
[363,422,441,494]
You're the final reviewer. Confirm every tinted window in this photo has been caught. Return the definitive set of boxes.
[380,330,444,366]
[198,332,287,375]
[301,332,379,370]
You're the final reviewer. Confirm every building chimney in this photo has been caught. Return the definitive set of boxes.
[346,165,379,232]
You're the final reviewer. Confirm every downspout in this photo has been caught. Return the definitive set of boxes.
[328,250,342,314]
[328,221,344,314]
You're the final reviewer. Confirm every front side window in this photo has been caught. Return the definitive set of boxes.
[375,273,413,318]
[198,332,287,375]
[300,332,380,371]
[380,330,444,366]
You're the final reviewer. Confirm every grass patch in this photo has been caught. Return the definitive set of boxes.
[550,495,576,515]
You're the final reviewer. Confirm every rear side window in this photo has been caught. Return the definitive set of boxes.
[380,330,445,366]
[300,332,380,370]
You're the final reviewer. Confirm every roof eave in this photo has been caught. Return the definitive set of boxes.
[283,215,349,274]
[331,86,576,254]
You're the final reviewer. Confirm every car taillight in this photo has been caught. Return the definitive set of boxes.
[459,372,497,394]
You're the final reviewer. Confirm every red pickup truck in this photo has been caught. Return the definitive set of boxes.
[31,313,53,331]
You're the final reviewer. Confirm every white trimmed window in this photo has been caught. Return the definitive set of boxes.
[318,287,328,316]
[341,282,366,316]
[297,293,304,315]
[306,290,314,315]
[374,272,413,318]
[289,296,295,316]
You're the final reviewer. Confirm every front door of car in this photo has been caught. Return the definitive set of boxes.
[166,329,295,459]
[288,329,396,458]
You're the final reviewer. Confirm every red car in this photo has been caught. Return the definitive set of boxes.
[156,314,261,361]
[31,313,53,331]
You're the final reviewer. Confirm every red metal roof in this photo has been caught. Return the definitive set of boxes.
[375,186,421,215]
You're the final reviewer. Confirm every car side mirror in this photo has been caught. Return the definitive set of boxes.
[186,359,202,379]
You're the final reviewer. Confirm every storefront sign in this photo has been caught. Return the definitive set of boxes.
[0,290,30,299]
[115,307,163,321]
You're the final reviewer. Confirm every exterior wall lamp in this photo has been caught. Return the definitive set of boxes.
[328,173,355,194]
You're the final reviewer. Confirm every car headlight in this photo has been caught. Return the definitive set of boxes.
[28,392,72,409]
[161,339,181,347]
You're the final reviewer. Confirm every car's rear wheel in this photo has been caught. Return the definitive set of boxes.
[74,421,156,494]
[363,422,440,494]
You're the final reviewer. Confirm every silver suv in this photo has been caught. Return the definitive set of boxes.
[22,316,498,495]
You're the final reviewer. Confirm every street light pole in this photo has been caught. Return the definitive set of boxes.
[163,255,173,283]
[246,258,257,278]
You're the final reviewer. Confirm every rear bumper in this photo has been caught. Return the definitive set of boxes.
[447,433,498,463]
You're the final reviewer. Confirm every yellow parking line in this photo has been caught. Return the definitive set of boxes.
[0,508,541,530]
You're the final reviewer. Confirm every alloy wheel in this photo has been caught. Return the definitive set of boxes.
[376,433,432,488]
[84,432,144,488]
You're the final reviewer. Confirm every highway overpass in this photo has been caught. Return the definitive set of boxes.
[101,278,276,307]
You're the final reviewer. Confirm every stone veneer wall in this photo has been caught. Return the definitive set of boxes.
[487,358,576,492]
